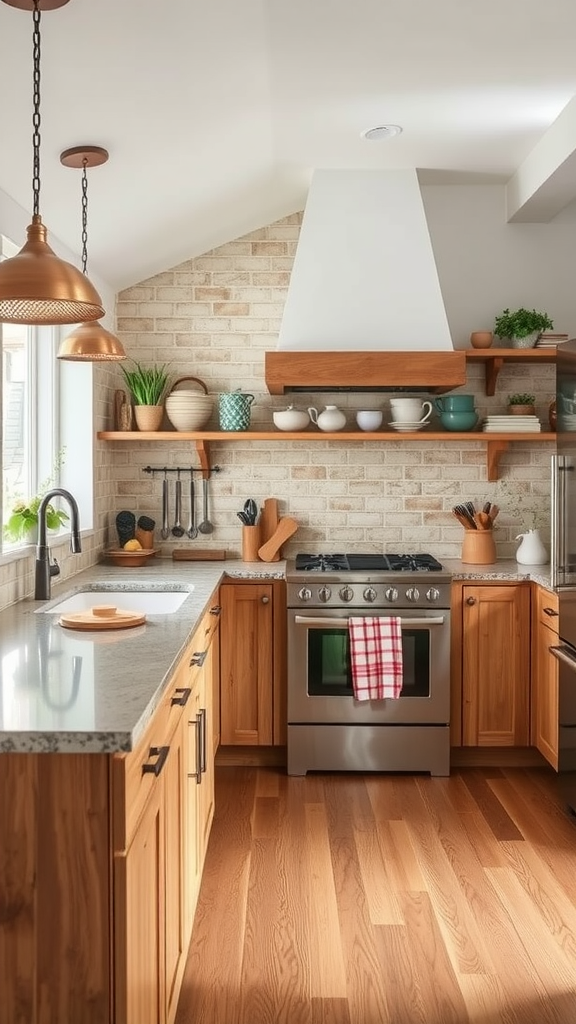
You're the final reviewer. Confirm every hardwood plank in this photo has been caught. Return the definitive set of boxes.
[176,766,576,1024]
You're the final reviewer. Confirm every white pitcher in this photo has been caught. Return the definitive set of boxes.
[515,529,548,565]
[308,405,347,432]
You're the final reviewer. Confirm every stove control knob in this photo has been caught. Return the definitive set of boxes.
[363,586,378,603]
[384,587,399,603]
[318,586,332,603]
[426,587,441,603]
[298,587,312,602]
[339,585,355,602]
[406,586,420,602]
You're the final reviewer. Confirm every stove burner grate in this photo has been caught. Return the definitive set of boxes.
[294,552,444,572]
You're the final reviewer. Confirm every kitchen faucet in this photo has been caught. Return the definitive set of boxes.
[34,488,82,601]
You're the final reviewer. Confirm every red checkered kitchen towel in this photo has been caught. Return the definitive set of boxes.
[348,616,403,700]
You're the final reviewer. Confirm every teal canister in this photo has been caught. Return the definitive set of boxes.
[218,390,255,431]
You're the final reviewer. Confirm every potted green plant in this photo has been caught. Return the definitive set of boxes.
[120,361,170,431]
[3,449,69,544]
[507,392,536,416]
[494,308,554,349]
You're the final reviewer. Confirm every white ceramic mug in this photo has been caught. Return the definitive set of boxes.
[356,410,383,431]
[390,398,432,424]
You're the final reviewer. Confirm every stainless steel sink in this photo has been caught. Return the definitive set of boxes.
[38,587,193,615]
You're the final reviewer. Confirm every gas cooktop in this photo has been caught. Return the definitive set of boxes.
[293,553,444,572]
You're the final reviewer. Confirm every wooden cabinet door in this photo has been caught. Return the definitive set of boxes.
[531,588,560,769]
[184,684,202,939]
[462,584,530,746]
[220,582,274,745]
[164,720,186,1024]
[115,778,165,1024]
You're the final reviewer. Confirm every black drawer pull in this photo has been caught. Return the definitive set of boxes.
[190,650,207,667]
[543,607,559,617]
[209,605,221,616]
[171,686,192,706]
[142,745,170,777]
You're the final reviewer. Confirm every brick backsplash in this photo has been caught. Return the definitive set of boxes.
[110,213,555,565]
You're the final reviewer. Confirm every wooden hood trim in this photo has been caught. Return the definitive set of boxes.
[265,350,466,394]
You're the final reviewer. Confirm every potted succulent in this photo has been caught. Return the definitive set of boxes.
[507,392,536,416]
[120,360,170,431]
[494,308,554,349]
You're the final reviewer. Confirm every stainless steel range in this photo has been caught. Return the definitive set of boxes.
[286,553,451,777]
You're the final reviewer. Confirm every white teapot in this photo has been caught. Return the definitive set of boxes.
[308,404,347,432]
[272,405,311,431]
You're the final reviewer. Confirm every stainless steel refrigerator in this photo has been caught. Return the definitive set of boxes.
[550,340,576,809]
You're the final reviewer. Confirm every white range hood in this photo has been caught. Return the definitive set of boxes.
[265,168,465,393]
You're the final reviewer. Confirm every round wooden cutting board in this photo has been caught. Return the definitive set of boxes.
[59,604,146,631]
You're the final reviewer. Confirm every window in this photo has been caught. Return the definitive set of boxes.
[1,233,93,552]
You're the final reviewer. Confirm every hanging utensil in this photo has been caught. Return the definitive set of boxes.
[186,471,198,539]
[161,471,170,539]
[172,471,185,537]
[198,477,214,534]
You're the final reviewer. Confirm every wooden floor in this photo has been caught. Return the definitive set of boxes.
[175,766,576,1024]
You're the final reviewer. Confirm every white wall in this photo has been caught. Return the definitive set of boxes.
[422,184,576,346]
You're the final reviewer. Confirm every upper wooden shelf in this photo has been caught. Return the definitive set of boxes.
[464,348,557,395]
[97,429,556,482]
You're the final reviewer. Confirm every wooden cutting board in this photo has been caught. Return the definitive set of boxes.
[59,604,146,631]
[172,549,227,561]
[259,498,280,560]
[258,516,298,562]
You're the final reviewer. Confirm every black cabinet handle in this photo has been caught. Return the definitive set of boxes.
[142,745,170,777]
[543,607,559,617]
[171,686,192,706]
[209,605,221,616]
[199,707,207,775]
[190,650,207,667]
[195,712,203,785]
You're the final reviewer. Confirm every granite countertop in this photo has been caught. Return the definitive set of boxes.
[0,558,284,755]
[0,555,552,755]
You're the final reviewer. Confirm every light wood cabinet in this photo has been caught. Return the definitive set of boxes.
[459,582,531,746]
[0,593,220,1024]
[531,586,560,770]
[219,579,286,746]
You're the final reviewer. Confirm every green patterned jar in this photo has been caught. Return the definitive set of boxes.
[218,390,255,431]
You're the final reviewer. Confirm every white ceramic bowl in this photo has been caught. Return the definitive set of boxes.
[165,393,212,431]
[356,410,383,431]
[273,408,310,431]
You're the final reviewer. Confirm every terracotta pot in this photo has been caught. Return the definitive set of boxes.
[134,405,164,431]
[470,331,494,349]
[508,405,535,416]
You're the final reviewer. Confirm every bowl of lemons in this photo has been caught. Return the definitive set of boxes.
[106,539,158,567]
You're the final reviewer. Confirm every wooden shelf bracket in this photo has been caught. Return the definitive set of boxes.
[486,439,510,481]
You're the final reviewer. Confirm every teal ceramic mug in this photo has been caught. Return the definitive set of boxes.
[434,394,475,414]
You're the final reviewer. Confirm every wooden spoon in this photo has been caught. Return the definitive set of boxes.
[258,516,298,561]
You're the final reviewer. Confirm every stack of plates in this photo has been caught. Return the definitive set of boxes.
[482,416,541,433]
[388,421,430,433]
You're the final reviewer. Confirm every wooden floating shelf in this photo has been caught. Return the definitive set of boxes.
[464,348,557,396]
[97,430,556,482]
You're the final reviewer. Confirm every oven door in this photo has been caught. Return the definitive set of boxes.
[287,607,450,725]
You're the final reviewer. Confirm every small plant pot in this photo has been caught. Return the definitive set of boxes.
[470,331,493,349]
[134,405,164,431]
[508,405,535,416]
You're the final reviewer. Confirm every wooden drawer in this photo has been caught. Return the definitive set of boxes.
[536,587,559,633]
[112,674,190,852]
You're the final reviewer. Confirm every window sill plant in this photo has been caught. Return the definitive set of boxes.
[507,392,536,416]
[3,450,69,544]
[494,308,554,349]
[119,361,170,432]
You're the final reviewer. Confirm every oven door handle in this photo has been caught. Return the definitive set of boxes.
[294,615,446,628]
[550,644,576,670]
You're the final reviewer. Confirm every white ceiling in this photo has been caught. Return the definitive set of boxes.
[1,0,576,292]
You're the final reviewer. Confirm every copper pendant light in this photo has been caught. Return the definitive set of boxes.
[57,146,126,361]
[0,0,105,325]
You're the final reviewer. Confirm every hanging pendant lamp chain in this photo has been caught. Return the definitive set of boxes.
[81,158,89,274]
[31,0,41,217]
